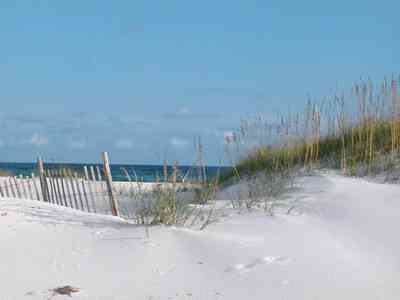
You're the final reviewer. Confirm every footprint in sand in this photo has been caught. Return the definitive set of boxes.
[225,256,290,273]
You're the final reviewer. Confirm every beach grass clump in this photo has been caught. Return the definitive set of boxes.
[126,161,219,228]
[125,161,184,225]
[228,168,298,214]
[221,75,400,183]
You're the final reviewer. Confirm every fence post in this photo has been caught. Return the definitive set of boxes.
[37,157,49,202]
[101,152,119,217]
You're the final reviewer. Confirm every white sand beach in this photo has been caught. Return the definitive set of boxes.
[1,173,400,299]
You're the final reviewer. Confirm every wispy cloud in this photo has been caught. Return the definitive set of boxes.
[169,137,189,149]
[116,116,157,128]
[6,115,47,126]
[0,111,229,163]
[28,133,48,147]
[183,87,267,99]
[69,140,87,150]
[177,107,190,114]
[115,138,134,149]
[162,107,221,120]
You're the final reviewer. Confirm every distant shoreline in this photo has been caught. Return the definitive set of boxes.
[0,162,231,183]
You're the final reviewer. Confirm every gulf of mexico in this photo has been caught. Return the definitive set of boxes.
[0,162,230,182]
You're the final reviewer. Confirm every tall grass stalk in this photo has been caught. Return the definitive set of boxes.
[222,75,400,183]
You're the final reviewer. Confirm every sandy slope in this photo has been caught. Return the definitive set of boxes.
[1,173,400,300]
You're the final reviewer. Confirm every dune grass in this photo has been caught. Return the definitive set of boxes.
[221,76,400,183]
[124,160,220,229]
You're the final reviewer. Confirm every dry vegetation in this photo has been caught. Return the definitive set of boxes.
[123,160,220,229]
[222,75,400,183]
[124,75,400,222]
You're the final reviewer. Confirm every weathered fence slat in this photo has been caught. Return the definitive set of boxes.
[26,176,34,200]
[96,165,110,214]
[102,152,119,217]
[5,181,10,198]
[47,171,54,203]
[52,171,60,205]
[56,173,63,205]
[74,172,84,211]
[19,175,28,199]
[80,179,90,212]
[60,169,72,208]
[21,175,28,199]
[37,157,49,202]
[47,170,56,204]
[32,174,41,201]
[90,166,101,212]
[67,169,79,209]
[84,166,96,213]
[53,171,64,206]
[13,177,22,199]
[8,177,15,198]
[96,166,102,181]
[47,170,57,205]
[53,170,61,205]
[67,169,76,209]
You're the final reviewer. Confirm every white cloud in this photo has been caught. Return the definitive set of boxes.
[177,107,190,115]
[29,133,48,147]
[163,107,220,120]
[69,140,86,150]
[115,138,134,149]
[169,137,189,149]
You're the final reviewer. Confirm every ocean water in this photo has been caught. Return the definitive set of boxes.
[0,162,230,182]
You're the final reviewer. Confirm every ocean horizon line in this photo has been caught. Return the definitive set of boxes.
[0,161,229,168]
[0,162,231,182]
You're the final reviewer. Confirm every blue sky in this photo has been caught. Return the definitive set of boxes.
[0,1,398,164]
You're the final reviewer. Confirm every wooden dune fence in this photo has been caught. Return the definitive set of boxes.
[0,152,120,216]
